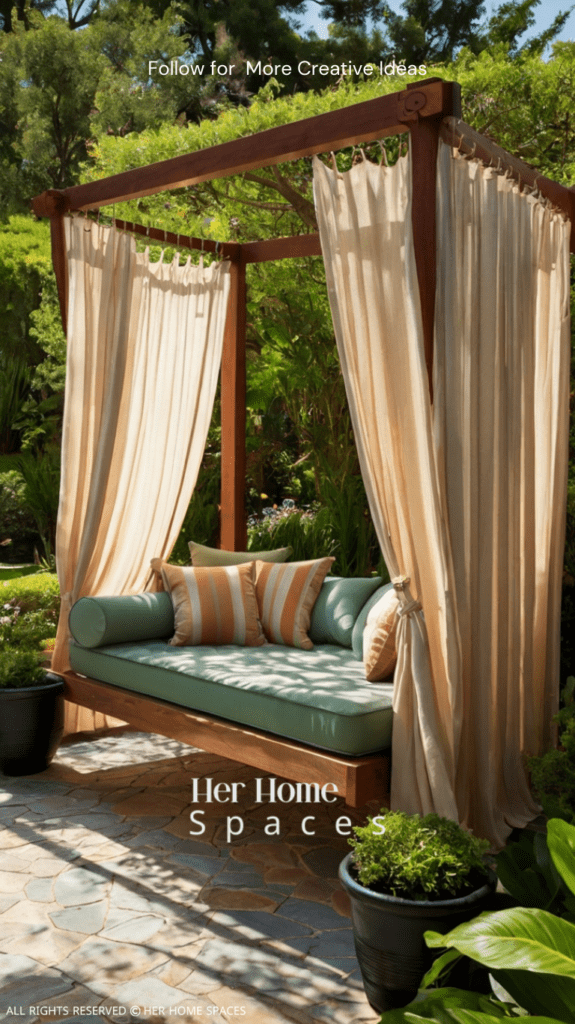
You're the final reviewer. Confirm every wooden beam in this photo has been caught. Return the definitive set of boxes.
[441,117,575,253]
[31,80,453,213]
[62,671,390,807]
[220,257,247,550]
[242,232,322,263]
[112,218,240,259]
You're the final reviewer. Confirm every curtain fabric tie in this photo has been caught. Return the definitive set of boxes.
[392,575,422,617]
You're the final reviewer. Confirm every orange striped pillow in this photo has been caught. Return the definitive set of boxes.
[157,561,266,648]
[255,557,335,649]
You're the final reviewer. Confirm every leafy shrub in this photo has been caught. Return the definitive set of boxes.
[529,676,575,825]
[171,460,221,564]
[561,484,575,685]
[0,571,59,610]
[0,468,38,559]
[0,572,59,653]
[17,449,60,559]
[0,355,32,455]
[0,650,47,689]
[496,827,575,918]
[248,501,335,563]
[315,467,385,578]
[349,811,489,901]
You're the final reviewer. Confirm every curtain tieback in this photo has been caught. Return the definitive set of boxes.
[392,575,422,617]
[398,599,422,617]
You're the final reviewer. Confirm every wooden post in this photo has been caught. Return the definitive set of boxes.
[409,82,461,402]
[50,212,68,336]
[31,191,70,334]
[220,257,247,550]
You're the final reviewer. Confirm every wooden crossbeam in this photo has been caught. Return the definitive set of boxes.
[32,79,456,215]
[441,118,575,252]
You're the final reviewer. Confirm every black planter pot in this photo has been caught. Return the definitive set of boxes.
[0,672,64,776]
[339,852,497,1015]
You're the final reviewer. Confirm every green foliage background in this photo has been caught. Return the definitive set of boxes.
[1,3,574,657]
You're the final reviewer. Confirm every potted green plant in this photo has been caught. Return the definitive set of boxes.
[339,810,496,1014]
[386,819,575,1024]
[0,651,64,775]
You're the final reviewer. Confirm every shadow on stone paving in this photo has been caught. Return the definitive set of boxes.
[0,730,379,1024]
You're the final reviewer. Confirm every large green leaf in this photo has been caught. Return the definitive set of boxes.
[416,1014,559,1024]
[548,819,575,898]
[425,908,575,976]
[491,966,575,1023]
[496,831,560,910]
[379,988,510,1024]
[421,948,462,987]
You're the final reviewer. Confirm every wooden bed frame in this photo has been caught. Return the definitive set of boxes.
[33,79,575,801]
[63,671,390,808]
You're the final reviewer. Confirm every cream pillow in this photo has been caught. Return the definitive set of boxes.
[255,557,335,650]
[155,560,266,648]
[363,586,400,681]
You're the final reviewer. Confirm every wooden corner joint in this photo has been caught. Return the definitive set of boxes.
[31,190,72,219]
[398,78,455,123]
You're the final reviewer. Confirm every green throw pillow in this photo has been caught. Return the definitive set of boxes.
[189,541,292,566]
[309,576,383,649]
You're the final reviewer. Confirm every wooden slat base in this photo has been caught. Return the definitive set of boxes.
[62,672,389,808]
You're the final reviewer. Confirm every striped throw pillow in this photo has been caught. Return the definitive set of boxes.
[255,557,335,649]
[363,587,399,681]
[157,561,266,648]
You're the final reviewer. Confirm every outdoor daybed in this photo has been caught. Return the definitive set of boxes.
[66,578,394,807]
[34,78,575,846]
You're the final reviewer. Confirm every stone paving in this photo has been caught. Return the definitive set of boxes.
[0,730,381,1024]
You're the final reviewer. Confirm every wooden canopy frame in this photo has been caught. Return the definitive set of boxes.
[32,79,575,806]
[33,78,575,549]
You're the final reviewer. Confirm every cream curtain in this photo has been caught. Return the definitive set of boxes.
[434,141,571,842]
[314,154,460,822]
[53,218,230,734]
[314,145,571,846]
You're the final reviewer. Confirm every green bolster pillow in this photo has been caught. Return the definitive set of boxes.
[69,592,174,649]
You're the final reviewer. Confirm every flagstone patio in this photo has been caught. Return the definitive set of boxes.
[0,730,381,1024]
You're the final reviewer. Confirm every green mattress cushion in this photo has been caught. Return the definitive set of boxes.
[351,582,395,660]
[309,576,383,648]
[69,592,174,649]
[69,640,393,756]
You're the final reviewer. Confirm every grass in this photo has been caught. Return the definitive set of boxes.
[0,565,41,581]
